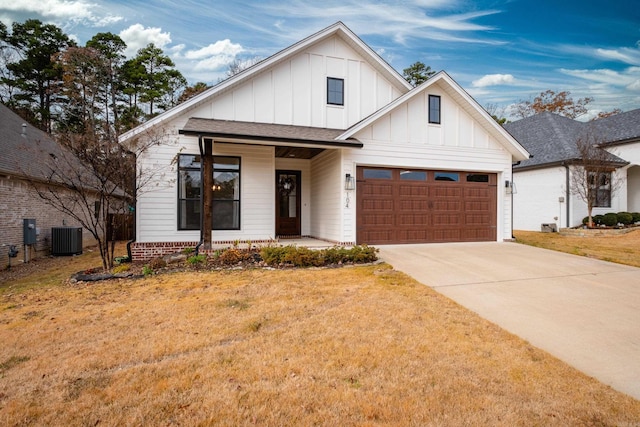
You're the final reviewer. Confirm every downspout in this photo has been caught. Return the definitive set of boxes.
[564,163,570,228]
[194,134,205,256]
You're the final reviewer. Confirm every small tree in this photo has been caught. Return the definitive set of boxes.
[402,61,435,87]
[570,127,624,227]
[512,90,593,119]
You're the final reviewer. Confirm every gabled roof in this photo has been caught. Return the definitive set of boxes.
[505,112,630,170]
[338,71,531,161]
[120,21,412,143]
[0,103,68,181]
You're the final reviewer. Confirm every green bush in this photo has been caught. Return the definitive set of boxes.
[617,212,633,225]
[601,212,618,227]
[593,215,604,225]
[260,246,290,265]
[632,212,640,223]
[260,245,378,267]
[187,254,207,265]
[284,246,324,267]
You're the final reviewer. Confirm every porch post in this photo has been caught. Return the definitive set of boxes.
[202,139,213,249]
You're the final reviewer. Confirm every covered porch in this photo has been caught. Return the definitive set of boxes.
[178,118,362,250]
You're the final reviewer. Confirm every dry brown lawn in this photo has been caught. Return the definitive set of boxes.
[1,245,640,425]
[514,228,640,268]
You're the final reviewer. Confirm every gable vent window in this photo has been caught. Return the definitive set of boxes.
[327,77,344,106]
[429,94,441,124]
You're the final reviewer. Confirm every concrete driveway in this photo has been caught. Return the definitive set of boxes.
[377,242,640,400]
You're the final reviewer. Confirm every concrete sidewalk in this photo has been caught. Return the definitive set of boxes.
[377,242,640,400]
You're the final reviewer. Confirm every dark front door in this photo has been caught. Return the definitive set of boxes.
[276,170,301,236]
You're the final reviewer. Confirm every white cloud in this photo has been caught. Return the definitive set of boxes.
[472,74,515,87]
[560,67,640,88]
[184,40,243,60]
[595,48,640,65]
[0,0,122,27]
[627,80,640,91]
[119,24,172,57]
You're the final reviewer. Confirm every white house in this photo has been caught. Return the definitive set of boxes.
[120,22,530,261]
[505,110,640,231]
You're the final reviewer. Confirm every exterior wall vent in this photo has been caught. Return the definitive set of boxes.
[51,227,83,255]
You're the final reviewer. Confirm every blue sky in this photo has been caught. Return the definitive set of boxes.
[1,0,639,120]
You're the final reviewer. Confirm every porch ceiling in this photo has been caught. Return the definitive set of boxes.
[179,118,362,159]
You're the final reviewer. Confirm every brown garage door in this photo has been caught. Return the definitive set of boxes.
[356,167,497,245]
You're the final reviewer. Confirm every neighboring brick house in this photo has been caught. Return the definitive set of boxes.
[0,103,98,267]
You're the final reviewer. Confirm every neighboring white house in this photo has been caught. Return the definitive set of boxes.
[120,21,530,261]
[505,110,640,231]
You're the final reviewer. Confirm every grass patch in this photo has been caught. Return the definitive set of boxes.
[0,356,30,373]
[514,229,640,268]
[0,263,639,424]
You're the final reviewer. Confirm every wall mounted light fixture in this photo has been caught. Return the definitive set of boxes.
[345,173,355,191]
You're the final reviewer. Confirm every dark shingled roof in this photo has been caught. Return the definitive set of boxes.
[179,118,363,148]
[0,103,69,181]
[504,111,633,170]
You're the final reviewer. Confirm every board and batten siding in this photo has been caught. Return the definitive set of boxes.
[185,35,402,130]
[310,149,343,242]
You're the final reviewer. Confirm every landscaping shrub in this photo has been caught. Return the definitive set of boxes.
[260,245,378,267]
[259,246,290,265]
[593,215,604,225]
[601,212,618,227]
[284,246,324,267]
[633,212,640,223]
[149,257,167,270]
[217,248,254,265]
[617,212,633,225]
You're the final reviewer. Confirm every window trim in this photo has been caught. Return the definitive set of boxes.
[588,170,612,208]
[212,156,241,230]
[429,94,441,124]
[177,154,241,231]
[327,77,344,106]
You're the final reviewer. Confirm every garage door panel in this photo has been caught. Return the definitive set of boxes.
[398,214,431,226]
[357,167,497,245]
[465,200,489,211]
[399,200,430,210]
[363,183,393,196]
[433,229,462,241]
[362,199,394,211]
[361,213,394,226]
[431,187,462,198]
[399,185,429,197]
[465,213,491,225]
[433,200,461,211]
[433,214,462,226]
[397,229,432,242]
